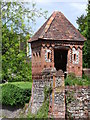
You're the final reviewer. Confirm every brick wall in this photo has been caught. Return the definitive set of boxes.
[28,68,65,118]
[28,68,89,119]
[83,68,90,77]
[67,46,83,77]
[29,68,53,114]
[49,69,65,118]
[31,41,83,79]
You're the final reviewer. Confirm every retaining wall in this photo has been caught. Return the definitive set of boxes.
[65,86,90,119]
[28,68,90,119]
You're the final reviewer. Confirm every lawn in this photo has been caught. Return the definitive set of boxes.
[0,81,32,89]
[10,82,32,89]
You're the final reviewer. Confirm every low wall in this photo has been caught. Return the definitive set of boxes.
[83,68,90,77]
[49,70,65,118]
[28,68,89,119]
[0,105,22,118]
[28,68,65,118]
[65,86,90,119]
[28,68,53,114]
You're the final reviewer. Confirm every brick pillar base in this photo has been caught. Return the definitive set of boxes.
[49,69,65,119]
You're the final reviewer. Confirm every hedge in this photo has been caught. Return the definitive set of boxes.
[1,84,31,106]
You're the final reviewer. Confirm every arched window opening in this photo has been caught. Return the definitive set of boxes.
[47,52,51,59]
[45,49,52,62]
[74,54,76,61]
[39,51,41,57]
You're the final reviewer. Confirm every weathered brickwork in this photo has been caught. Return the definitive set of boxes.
[65,86,90,119]
[67,45,83,77]
[29,11,86,78]
[29,68,65,118]
[31,40,84,79]
[49,70,65,118]
[28,68,89,119]
[83,68,90,77]
[27,11,88,119]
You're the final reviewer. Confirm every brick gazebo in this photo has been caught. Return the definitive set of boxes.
[28,11,86,78]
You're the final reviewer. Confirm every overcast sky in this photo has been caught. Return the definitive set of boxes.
[30,0,88,33]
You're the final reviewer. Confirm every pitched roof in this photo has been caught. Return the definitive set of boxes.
[28,11,86,42]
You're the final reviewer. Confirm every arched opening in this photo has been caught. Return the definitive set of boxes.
[54,48,68,72]
[47,52,51,59]
[74,54,76,61]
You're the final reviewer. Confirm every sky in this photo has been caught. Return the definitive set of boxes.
[26,0,87,56]
[32,0,88,33]
[3,0,88,33]
[3,0,88,56]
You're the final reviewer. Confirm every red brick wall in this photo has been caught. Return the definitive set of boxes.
[31,41,83,78]
[67,45,83,77]
[31,42,42,79]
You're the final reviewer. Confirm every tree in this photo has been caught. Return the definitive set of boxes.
[87,3,90,68]
[76,14,87,37]
[76,3,90,68]
[1,2,48,82]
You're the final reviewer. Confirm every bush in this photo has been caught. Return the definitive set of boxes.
[1,84,31,106]
[65,73,90,86]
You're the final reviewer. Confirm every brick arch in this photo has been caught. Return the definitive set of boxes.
[78,46,83,50]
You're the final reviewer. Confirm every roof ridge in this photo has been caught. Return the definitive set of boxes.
[39,11,57,39]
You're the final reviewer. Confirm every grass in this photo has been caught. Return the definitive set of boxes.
[0,81,32,89]
[10,82,32,89]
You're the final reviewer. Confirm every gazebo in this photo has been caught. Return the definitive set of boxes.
[28,11,86,79]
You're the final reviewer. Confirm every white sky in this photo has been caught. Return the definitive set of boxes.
[2,0,88,33]
[32,0,88,33]
[3,0,88,2]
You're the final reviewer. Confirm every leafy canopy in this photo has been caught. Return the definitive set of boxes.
[2,2,48,82]
[76,3,90,68]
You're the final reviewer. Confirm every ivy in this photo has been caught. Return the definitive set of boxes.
[44,85,52,101]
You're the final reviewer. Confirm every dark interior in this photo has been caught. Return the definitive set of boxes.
[54,49,68,72]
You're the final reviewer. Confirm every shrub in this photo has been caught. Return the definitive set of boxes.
[65,73,90,86]
[1,84,31,106]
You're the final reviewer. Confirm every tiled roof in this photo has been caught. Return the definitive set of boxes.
[28,11,86,42]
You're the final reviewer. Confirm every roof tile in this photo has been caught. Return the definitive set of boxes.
[28,11,86,42]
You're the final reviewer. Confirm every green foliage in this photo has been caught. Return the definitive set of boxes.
[20,86,52,118]
[76,3,90,68]
[65,73,90,86]
[76,14,87,37]
[9,81,32,89]
[44,85,52,101]
[1,2,48,34]
[2,2,48,82]
[2,26,32,82]
[27,99,49,119]
[66,91,75,104]
[1,83,32,106]
[66,91,76,120]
